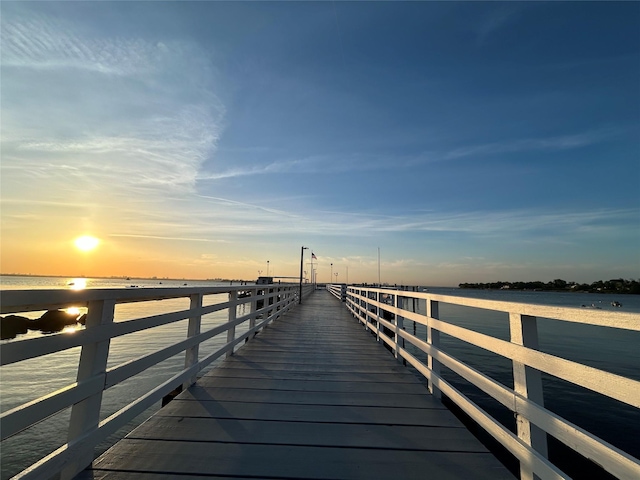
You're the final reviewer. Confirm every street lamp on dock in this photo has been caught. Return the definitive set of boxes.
[299,246,308,304]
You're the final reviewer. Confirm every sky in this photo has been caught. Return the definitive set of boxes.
[1,1,639,286]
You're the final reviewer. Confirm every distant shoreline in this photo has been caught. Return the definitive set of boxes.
[459,279,639,295]
[0,273,251,283]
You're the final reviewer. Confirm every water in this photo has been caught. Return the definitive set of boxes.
[1,277,639,479]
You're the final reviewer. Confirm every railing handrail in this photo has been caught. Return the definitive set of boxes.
[344,286,640,330]
[1,284,301,314]
[0,283,314,480]
[343,285,640,480]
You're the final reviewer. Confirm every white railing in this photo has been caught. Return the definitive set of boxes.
[1,283,309,480]
[345,286,640,480]
[327,283,346,301]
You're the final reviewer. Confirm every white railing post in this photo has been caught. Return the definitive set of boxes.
[394,294,404,360]
[364,290,370,331]
[427,299,441,400]
[62,298,115,480]
[510,313,548,480]
[226,291,237,358]
[375,292,381,342]
[248,289,257,339]
[183,293,202,389]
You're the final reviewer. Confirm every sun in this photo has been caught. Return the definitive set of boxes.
[74,235,100,252]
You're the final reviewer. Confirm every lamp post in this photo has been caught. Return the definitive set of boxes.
[335,272,339,283]
[330,263,333,285]
[299,246,308,304]
[267,260,270,277]
[346,266,348,285]
[258,270,262,277]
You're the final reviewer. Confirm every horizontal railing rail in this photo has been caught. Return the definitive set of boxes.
[327,283,346,301]
[0,283,307,480]
[344,286,640,480]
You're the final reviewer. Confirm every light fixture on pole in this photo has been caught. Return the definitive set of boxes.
[267,260,270,277]
[335,272,339,283]
[330,263,333,284]
[299,246,308,304]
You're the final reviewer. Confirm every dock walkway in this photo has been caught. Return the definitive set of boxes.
[78,290,513,479]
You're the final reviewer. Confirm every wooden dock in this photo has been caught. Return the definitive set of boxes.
[77,290,513,480]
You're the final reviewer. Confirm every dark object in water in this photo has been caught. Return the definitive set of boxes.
[29,310,82,333]
[1,310,85,340]
[1,315,30,340]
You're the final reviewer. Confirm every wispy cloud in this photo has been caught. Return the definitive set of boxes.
[109,234,229,243]
[2,12,178,76]
[194,128,621,183]
[1,7,224,223]
[475,4,522,46]
[197,154,381,181]
[442,129,622,161]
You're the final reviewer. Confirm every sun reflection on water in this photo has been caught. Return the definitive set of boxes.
[68,278,87,290]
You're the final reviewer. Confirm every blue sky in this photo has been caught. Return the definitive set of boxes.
[1,1,639,285]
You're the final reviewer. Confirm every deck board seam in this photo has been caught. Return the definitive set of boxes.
[144,417,464,427]
[193,386,430,395]
[116,437,491,454]
[161,399,446,409]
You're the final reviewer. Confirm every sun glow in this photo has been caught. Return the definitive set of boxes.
[74,235,100,252]
[68,278,87,290]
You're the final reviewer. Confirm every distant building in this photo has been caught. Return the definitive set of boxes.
[256,276,274,285]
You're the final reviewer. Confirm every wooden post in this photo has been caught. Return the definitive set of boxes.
[364,290,370,332]
[394,294,404,362]
[183,293,202,389]
[412,286,417,313]
[226,291,237,358]
[375,291,381,342]
[248,289,257,341]
[427,299,441,399]
[510,313,548,480]
[62,299,115,480]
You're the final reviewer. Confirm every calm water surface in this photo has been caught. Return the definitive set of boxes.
[1,277,639,479]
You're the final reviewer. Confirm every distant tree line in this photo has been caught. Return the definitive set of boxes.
[458,278,640,294]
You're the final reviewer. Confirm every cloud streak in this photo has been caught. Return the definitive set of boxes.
[194,128,623,183]
[442,129,622,161]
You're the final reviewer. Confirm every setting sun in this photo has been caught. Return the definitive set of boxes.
[74,235,100,252]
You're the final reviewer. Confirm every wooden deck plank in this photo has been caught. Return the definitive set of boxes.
[195,377,430,394]
[205,367,421,383]
[156,400,457,425]
[79,290,514,480]
[126,416,483,451]
[217,359,416,373]
[181,386,445,408]
[86,440,512,480]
